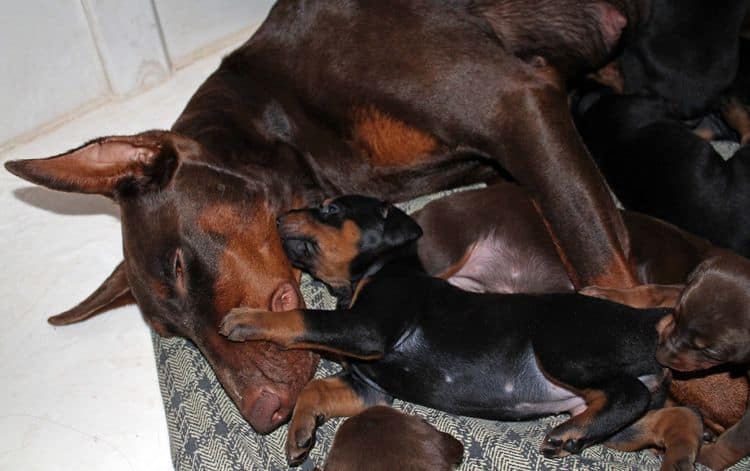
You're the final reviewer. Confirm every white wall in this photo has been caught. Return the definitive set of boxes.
[0,0,275,149]
[0,1,109,146]
[154,0,274,67]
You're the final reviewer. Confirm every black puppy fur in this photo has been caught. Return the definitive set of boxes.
[573,83,750,258]
[221,195,703,468]
[618,0,750,120]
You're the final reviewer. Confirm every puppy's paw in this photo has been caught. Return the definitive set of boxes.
[218,307,266,341]
[541,429,585,458]
[286,413,323,466]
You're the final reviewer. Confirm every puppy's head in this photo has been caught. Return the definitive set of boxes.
[656,251,750,371]
[323,406,464,471]
[277,195,422,289]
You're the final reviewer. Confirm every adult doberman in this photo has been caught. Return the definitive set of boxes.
[6,0,634,433]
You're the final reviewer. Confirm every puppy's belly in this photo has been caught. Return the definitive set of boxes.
[354,345,585,421]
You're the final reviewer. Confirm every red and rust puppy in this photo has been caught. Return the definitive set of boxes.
[4,0,637,432]
[221,195,703,469]
[657,252,750,470]
[317,406,463,471]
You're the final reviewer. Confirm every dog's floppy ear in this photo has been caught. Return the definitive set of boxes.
[47,261,134,326]
[4,131,191,198]
[381,203,423,248]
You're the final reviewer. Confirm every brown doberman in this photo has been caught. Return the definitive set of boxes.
[6,0,638,432]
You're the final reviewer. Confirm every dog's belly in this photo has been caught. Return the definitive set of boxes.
[353,340,585,421]
[446,232,573,295]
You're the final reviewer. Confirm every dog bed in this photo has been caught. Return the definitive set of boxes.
[154,187,749,471]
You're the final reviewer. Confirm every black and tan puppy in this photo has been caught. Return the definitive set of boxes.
[657,251,750,469]
[317,406,463,471]
[220,195,703,469]
[573,84,750,258]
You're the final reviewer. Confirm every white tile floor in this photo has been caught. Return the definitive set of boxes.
[0,45,242,471]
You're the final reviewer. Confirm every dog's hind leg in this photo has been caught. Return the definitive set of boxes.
[285,372,392,466]
[699,385,750,470]
[606,407,703,471]
[541,376,651,458]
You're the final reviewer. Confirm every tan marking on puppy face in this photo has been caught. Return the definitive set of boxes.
[280,211,362,289]
[352,106,438,167]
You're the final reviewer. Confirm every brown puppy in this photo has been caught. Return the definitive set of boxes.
[657,251,750,470]
[317,406,463,471]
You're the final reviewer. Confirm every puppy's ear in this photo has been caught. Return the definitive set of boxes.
[381,203,423,248]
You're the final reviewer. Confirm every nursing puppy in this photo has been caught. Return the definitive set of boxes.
[657,251,750,469]
[221,195,703,469]
[318,406,463,471]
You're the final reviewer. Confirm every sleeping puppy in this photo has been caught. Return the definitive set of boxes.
[412,183,748,443]
[657,251,750,470]
[573,84,750,258]
[221,195,703,469]
[317,406,463,471]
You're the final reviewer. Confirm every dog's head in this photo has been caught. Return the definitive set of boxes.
[656,251,750,371]
[5,131,319,433]
[277,195,423,289]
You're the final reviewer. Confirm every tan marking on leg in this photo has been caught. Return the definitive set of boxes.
[588,60,624,94]
[352,106,439,167]
[541,389,608,458]
[286,377,374,463]
[219,307,305,344]
[694,127,716,141]
[530,197,582,288]
[606,407,702,471]
[722,98,750,145]
[579,284,684,308]
[220,307,382,360]
[435,246,474,280]
[699,376,750,470]
[348,277,371,308]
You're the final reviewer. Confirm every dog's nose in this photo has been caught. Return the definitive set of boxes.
[242,388,288,434]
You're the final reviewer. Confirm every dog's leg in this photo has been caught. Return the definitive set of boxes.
[541,376,651,458]
[698,380,750,470]
[606,407,703,471]
[219,307,385,360]
[497,76,638,290]
[580,284,684,308]
[286,372,392,466]
[721,97,750,146]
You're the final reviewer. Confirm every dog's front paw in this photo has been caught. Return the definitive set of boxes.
[218,307,265,341]
[541,428,586,458]
[286,413,324,466]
